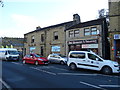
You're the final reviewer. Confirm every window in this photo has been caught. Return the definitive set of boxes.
[88,53,97,60]
[31,36,35,43]
[54,31,58,40]
[69,31,74,37]
[91,27,97,35]
[41,34,44,42]
[25,55,30,58]
[84,28,90,36]
[70,52,85,59]
[74,30,79,37]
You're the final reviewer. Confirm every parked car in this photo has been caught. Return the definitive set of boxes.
[67,51,120,74]
[47,54,67,64]
[22,53,49,65]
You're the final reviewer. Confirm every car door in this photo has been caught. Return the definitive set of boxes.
[29,54,35,64]
[85,53,102,71]
[49,55,56,63]
[69,52,86,68]
[54,55,61,63]
[24,55,30,63]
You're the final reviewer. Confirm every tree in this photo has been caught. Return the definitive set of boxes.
[98,9,109,18]
[0,0,4,7]
[98,9,109,26]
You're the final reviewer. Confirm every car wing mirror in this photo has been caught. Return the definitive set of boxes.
[30,56,34,58]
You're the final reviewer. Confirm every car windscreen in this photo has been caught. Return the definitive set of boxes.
[58,54,66,57]
[34,54,42,58]
[8,50,18,55]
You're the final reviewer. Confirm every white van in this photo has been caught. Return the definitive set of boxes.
[0,48,19,61]
[67,51,120,74]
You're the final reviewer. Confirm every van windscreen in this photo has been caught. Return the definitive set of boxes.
[8,50,18,55]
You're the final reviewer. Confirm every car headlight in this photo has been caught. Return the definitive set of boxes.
[112,62,119,67]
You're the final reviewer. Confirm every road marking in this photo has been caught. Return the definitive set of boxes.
[97,74,120,78]
[80,81,107,90]
[50,67,68,71]
[0,78,12,90]
[57,73,98,76]
[11,62,23,65]
[99,85,120,87]
[30,67,56,75]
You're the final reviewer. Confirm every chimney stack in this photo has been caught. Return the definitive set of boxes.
[36,26,41,30]
[73,14,81,24]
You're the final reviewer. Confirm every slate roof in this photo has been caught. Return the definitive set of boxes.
[24,21,74,35]
[65,18,106,31]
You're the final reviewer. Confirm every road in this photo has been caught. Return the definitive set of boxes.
[1,60,120,89]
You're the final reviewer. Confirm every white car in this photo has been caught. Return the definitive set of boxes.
[67,51,120,74]
[47,54,67,64]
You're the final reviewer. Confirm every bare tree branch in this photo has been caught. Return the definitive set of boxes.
[0,0,4,7]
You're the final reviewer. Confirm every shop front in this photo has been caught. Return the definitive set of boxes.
[68,39,99,54]
[114,34,120,64]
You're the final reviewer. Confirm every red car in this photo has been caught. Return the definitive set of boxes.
[22,53,49,65]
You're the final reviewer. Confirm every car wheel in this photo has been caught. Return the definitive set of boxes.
[35,61,39,65]
[69,63,77,70]
[23,60,26,64]
[102,66,112,75]
[60,61,64,65]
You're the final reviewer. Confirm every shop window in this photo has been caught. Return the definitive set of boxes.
[69,31,74,37]
[74,30,79,37]
[41,34,44,42]
[54,31,58,40]
[31,35,35,43]
[70,45,75,51]
[76,45,81,51]
[84,28,90,36]
[91,27,97,35]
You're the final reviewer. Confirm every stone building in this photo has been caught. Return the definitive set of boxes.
[109,0,120,63]
[65,18,110,59]
[24,14,80,57]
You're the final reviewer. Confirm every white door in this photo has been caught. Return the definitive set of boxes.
[85,53,103,71]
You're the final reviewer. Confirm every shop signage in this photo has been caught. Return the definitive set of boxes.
[114,34,120,40]
[82,44,98,48]
[68,39,98,45]
[51,46,60,52]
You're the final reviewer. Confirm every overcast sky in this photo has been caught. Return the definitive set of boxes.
[0,0,108,38]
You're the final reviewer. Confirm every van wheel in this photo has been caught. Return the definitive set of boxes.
[60,61,64,65]
[35,61,39,65]
[102,66,112,75]
[69,63,77,70]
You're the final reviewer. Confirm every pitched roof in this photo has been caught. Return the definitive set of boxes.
[65,18,106,31]
[24,21,74,35]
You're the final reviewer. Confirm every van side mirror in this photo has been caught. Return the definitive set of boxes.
[5,52,7,55]
[96,58,99,61]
